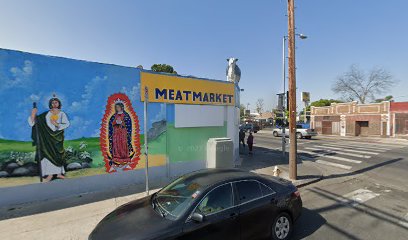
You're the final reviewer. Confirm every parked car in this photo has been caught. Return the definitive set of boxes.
[240,123,260,133]
[272,124,317,139]
[89,169,302,240]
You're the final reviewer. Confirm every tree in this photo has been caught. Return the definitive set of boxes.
[255,98,264,114]
[332,65,395,104]
[308,99,343,109]
[239,104,246,119]
[151,64,177,74]
[375,95,394,103]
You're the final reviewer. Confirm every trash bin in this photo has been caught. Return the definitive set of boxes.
[206,138,234,169]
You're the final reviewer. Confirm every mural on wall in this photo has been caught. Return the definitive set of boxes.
[0,48,168,188]
[29,94,70,182]
[100,93,141,173]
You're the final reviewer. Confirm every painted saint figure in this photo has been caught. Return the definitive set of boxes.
[28,96,70,182]
[109,102,134,169]
[100,93,140,173]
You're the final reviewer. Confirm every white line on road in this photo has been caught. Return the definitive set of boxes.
[305,147,372,158]
[317,145,379,155]
[299,150,362,164]
[315,160,352,170]
[321,143,389,152]
[338,141,402,149]
[338,141,405,148]
[339,189,380,207]
[399,213,408,228]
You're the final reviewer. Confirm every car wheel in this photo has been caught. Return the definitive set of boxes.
[296,132,303,139]
[273,131,279,137]
[271,212,293,240]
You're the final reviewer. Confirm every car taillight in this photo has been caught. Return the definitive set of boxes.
[292,190,300,198]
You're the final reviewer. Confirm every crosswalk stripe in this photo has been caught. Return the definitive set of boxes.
[340,189,380,207]
[399,213,408,228]
[340,141,405,148]
[315,160,352,170]
[299,150,362,164]
[317,145,379,155]
[321,143,389,152]
[305,147,371,159]
[322,141,392,150]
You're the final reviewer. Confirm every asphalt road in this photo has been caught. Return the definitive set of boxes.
[251,130,408,240]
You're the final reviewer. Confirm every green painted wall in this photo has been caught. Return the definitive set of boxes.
[167,122,227,162]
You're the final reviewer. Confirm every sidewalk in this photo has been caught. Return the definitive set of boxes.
[0,178,171,240]
[0,188,160,240]
[237,146,323,188]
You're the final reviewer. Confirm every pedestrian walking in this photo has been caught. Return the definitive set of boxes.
[247,132,254,155]
[239,129,246,148]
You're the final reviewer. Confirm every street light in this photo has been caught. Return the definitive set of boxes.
[297,33,308,39]
[281,33,307,158]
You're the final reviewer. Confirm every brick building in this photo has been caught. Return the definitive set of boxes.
[391,102,408,138]
[310,101,391,137]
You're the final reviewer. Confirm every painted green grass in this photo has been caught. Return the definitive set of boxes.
[0,136,143,153]
[0,132,166,166]
[0,139,35,153]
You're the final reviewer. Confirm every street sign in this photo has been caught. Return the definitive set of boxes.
[277,93,285,110]
[301,92,310,103]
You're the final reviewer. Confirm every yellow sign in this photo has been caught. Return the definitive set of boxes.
[140,72,235,105]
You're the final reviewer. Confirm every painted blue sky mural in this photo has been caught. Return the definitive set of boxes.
[0,49,165,141]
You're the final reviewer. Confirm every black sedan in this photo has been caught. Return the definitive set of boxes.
[89,169,302,240]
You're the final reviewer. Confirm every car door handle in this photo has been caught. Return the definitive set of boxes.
[271,198,278,204]
[229,212,238,219]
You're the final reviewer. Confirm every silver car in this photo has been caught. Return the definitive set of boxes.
[272,124,317,139]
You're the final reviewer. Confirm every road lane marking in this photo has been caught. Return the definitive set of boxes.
[315,160,352,170]
[339,189,380,207]
[320,143,389,152]
[339,141,405,148]
[399,213,408,228]
[332,141,402,149]
[299,150,362,164]
[322,142,392,150]
[317,145,379,155]
[305,147,371,159]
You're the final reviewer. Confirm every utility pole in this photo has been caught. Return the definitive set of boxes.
[287,0,297,180]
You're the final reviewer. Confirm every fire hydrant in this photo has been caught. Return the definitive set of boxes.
[273,166,281,177]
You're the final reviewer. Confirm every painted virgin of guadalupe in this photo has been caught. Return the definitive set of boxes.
[109,102,134,168]
[100,93,141,173]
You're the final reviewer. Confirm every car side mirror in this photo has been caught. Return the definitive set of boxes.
[191,212,204,223]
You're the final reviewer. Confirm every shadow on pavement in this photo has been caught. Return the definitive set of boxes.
[238,146,297,171]
[292,207,326,239]
[293,185,408,239]
[324,157,403,180]
[309,187,408,232]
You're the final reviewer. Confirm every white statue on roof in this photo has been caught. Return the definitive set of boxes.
[226,58,241,84]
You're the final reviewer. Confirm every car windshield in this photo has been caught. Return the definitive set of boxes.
[154,176,202,219]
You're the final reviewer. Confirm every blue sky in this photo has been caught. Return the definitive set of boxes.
[0,0,407,112]
[0,49,165,141]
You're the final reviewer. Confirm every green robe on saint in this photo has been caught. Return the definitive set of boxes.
[31,112,66,167]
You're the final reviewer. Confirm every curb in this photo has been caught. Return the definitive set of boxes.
[294,175,323,188]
